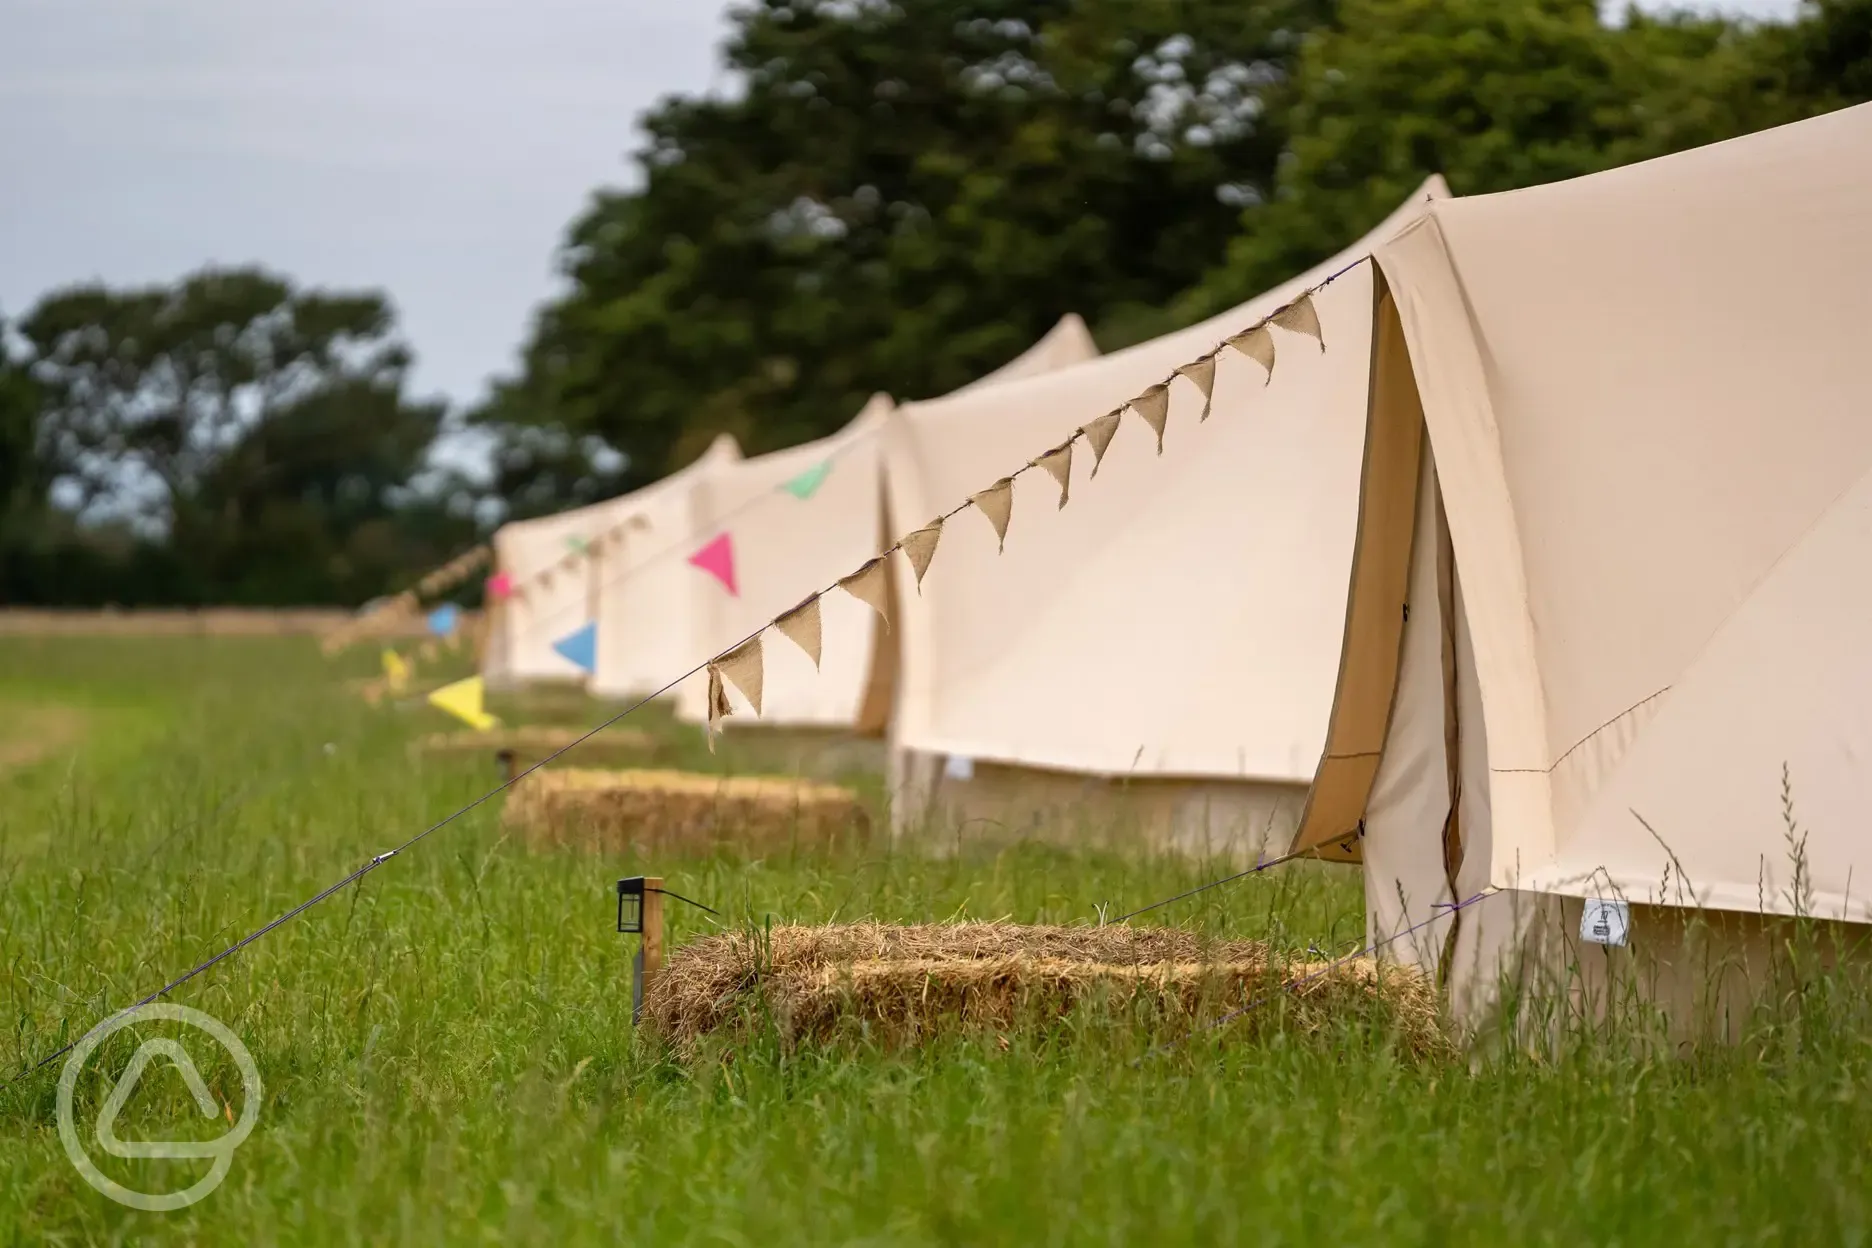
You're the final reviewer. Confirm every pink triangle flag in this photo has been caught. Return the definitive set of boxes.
[687,532,738,596]
[485,572,514,600]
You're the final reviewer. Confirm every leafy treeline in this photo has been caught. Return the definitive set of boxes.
[0,273,477,606]
[3,0,1867,606]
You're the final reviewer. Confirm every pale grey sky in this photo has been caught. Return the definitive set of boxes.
[0,0,1802,414]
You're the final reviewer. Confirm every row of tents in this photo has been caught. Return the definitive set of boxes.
[480,102,1872,1029]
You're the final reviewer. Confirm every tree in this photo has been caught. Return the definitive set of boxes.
[1790,0,1872,103]
[13,267,472,605]
[1177,0,1848,317]
[0,319,55,587]
[478,0,1336,495]
[0,320,43,523]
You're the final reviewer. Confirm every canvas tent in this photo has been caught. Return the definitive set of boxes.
[1290,102,1872,1032]
[881,181,1447,857]
[486,434,741,688]
[670,314,1101,729]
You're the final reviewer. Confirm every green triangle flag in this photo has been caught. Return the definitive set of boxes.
[566,536,590,555]
[780,459,833,500]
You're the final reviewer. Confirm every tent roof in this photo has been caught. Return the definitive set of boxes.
[494,432,742,558]
[885,178,1447,780]
[951,313,1100,396]
[654,320,1099,725]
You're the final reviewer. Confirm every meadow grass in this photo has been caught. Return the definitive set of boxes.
[1,635,1869,1245]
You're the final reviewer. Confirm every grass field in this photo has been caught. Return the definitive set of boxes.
[2,635,1870,1245]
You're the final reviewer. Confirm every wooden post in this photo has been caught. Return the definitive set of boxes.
[641,875,665,985]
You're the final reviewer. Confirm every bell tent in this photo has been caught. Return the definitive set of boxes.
[878,181,1447,858]
[1289,102,1872,1032]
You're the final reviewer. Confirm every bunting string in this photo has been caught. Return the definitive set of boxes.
[696,273,1354,746]
[354,271,1353,734]
[322,545,490,654]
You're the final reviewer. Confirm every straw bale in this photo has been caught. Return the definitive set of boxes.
[645,921,1442,1055]
[503,767,866,853]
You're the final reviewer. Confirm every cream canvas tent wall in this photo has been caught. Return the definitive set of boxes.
[881,181,1446,858]
[1290,102,1872,1035]
[668,313,1101,730]
[485,434,741,688]
[668,395,897,732]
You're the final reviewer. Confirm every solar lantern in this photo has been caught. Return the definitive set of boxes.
[616,875,664,1024]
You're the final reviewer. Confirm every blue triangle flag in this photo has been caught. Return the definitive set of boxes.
[552,621,597,674]
[426,603,459,636]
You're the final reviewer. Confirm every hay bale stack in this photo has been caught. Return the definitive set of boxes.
[646,921,1442,1055]
[503,767,866,853]
[411,725,656,766]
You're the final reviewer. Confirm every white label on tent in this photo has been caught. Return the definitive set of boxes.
[943,754,975,781]
[1580,898,1630,947]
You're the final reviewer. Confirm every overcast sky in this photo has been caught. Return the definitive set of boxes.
[0,0,1801,414]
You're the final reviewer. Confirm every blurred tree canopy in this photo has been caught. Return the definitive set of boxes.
[480,0,1870,499]
[1176,0,1859,316]
[476,0,1336,494]
[0,268,476,606]
[2,0,1867,604]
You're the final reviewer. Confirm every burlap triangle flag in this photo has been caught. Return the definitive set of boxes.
[774,595,823,669]
[1082,409,1123,477]
[1227,324,1276,382]
[705,665,733,751]
[838,556,892,630]
[1176,354,1218,422]
[717,636,764,716]
[900,518,944,591]
[1032,439,1074,510]
[1272,292,1325,349]
[1130,384,1171,454]
[970,477,1015,551]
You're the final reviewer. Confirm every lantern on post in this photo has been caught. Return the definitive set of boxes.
[616,875,645,934]
[616,875,663,1024]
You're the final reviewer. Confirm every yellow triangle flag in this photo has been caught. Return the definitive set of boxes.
[428,675,497,731]
[381,648,410,694]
